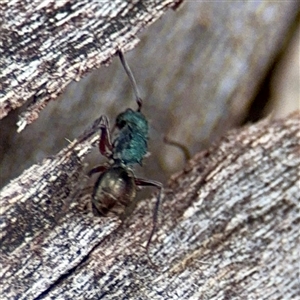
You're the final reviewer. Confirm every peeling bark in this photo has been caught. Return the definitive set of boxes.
[1,1,298,191]
[0,0,182,130]
[1,112,299,299]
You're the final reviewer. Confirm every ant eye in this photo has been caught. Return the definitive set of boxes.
[117,119,127,129]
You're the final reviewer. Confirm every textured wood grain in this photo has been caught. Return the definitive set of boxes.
[0,0,182,127]
[0,1,298,190]
[1,112,299,299]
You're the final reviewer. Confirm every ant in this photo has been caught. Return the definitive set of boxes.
[88,50,162,255]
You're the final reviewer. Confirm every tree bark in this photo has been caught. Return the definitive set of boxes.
[0,0,182,129]
[1,112,299,299]
[1,1,298,190]
[1,2,299,299]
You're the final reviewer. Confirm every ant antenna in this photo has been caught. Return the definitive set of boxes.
[164,136,191,161]
[118,50,143,112]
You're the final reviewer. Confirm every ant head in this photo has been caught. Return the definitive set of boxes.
[115,108,148,136]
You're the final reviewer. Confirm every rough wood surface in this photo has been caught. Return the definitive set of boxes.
[1,1,298,190]
[1,112,299,299]
[0,0,182,129]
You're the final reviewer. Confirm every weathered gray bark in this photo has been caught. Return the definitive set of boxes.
[1,2,299,298]
[0,0,182,128]
[0,1,299,190]
[1,112,299,299]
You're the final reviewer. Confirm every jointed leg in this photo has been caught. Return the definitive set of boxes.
[134,178,163,251]
[87,165,108,177]
[99,115,113,158]
[117,50,143,112]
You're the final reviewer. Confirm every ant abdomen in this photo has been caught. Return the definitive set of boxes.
[92,166,136,217]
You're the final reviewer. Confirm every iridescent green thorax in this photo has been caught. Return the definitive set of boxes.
[113,108,148,166]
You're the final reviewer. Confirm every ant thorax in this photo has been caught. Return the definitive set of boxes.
[112,108,148,166]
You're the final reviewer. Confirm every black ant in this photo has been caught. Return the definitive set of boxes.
[88,50,162,255]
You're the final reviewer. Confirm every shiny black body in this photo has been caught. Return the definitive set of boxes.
[92,166,136,217]
[89,50,162,252]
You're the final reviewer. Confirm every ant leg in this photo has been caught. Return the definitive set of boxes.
[117,50,143,112]
[87,165,108,177]
[134,178,163,251]
[99,115,113,158]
